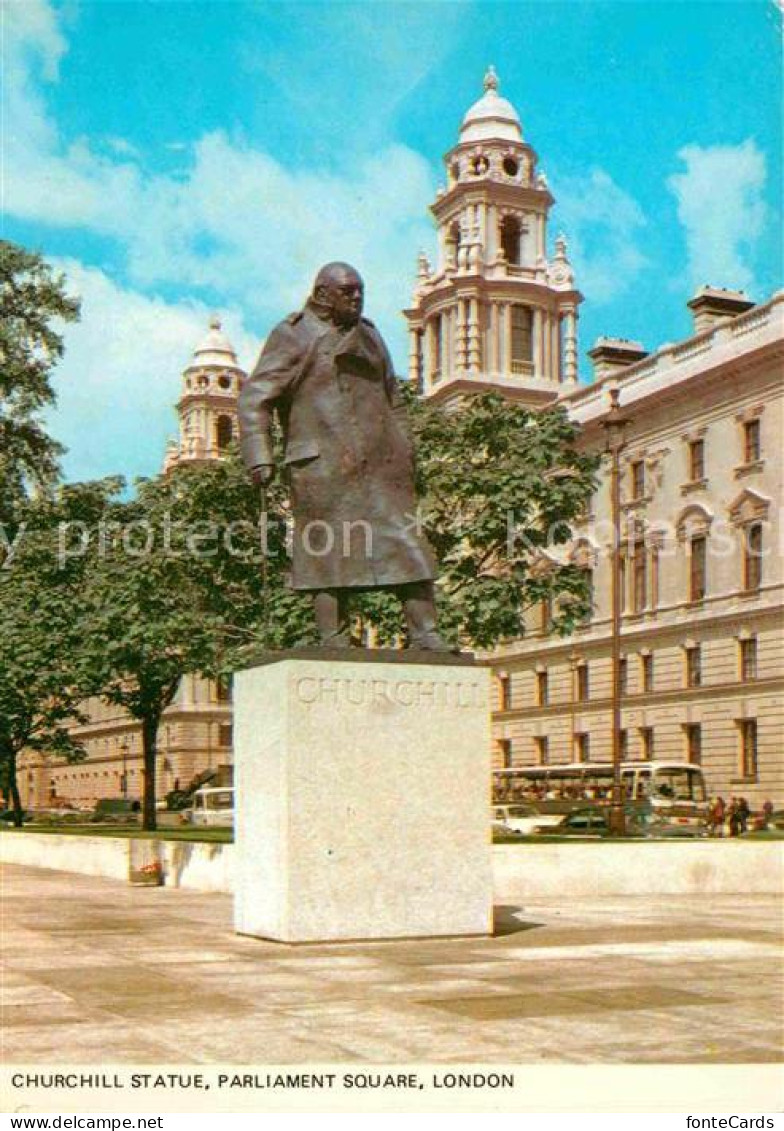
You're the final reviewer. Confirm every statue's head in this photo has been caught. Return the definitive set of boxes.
[312,262,364,327]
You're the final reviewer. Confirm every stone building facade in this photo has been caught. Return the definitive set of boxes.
[407,71,783,808]
[17,70,783,811]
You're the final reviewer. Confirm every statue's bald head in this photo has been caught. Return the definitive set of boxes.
[312,262,364,326]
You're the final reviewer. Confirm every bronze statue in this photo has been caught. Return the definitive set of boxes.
[239,262,451,650]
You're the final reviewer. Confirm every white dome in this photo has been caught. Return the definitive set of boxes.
[460,66,522,143]
[189,316,240,368]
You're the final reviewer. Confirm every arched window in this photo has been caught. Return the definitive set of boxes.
[500,215,522,265]
[216,415,233,451]
[510,305,533,369]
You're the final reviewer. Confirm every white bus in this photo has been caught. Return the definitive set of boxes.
[493,761,708,829]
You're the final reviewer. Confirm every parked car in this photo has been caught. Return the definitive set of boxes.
[493,803,563,836]
[531,806,648,838]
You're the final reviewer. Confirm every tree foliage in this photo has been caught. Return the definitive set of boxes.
[0,482,117,824]
[0,241,80,524]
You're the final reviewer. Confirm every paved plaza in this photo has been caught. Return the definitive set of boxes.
[2,863,782,1065]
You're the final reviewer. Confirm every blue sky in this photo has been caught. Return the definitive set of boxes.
[4,0,782,483]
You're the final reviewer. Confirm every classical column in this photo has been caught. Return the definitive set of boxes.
[488,302,498,373]
[455,300,467,371]
[503,303,512,373]
[536,213,546,258]
[563,308,579,385]
[533,308,543,376]
[487,204,498,261]
[551,316,562,383]
[467,298,481,372]
[408,327,422,389]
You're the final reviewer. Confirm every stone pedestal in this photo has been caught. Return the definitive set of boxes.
[233,652,492,943]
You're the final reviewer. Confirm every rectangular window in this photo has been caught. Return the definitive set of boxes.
[632,542,647,612]
[536,670,549,707]
[218,723,233,748]
[684,723,702,764]
[630,460,645,500]
[686,646,702,688]
[497,738,512,768]
[690,535,707,601]
[534,736,549,765]
[689,438,705,481]
[215,678,232,703]
[743,418,761,463]
[510,305,533,367]
[743,523,763,591]
[641,653,654,693]
[577,664,589,702]
[540,598,552,633]
[738,719,758,779]
[740,637,758,682]
[575,733,590,763]
[640,727,654,761]
[618,729,628,760]
[498,674,511,711]
[619,657,628,695]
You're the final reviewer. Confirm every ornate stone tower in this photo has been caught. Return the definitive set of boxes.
[163,317,246,470]
[405,67,582,406]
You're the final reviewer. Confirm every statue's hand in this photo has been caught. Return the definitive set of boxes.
[250,464,274,488]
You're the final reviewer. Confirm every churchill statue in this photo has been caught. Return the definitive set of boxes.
[238,262,451,651]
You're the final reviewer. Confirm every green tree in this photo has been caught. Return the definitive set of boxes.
[79,455,313,831]
[0,241,80,525]
[354,389,599,648]
[0,481,117,825]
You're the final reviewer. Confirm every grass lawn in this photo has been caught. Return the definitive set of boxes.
[0,823,233,843]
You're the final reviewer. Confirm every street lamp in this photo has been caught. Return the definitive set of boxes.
[602,386,630,836]
[119,739,129,799]
[569,648,580,763]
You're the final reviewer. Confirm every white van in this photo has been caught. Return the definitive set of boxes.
[187,786,234,827]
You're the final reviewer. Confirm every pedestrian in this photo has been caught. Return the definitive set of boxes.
[737,797,750,835]
[727,797,741,838]
[711,795,726,837]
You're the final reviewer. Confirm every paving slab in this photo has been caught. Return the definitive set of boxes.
[1,863,782,1065]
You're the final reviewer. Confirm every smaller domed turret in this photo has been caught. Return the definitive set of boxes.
[460,66,523,144]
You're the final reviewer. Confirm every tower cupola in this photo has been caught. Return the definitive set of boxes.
[163,316,246,470]
[404,69,583,406]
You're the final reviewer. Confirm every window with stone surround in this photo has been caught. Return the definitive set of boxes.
[640,727,654,761]
[631,541,647,613]
[497,738,512,768]
[630,460,646,500]
[534,736,549,765]
[743,523,763,591]
[739,637,758,682]
[430,313,443,381]
[685,645,702,688]
[641,652,654,693]
[501,215,522,265]
[576,663,590,702]
[743,418,761,464]
[536,670,549,707]
[689,535,707,602]
[619,657,628,695]
[619,729,628,760]
[575,733,591,763]
[688,438,705,481]
[218,723,233,748]
[737,719,758,780]
[684,723,702,765]
[510,304,533,369]
[497,673,511,711]
[215,415,233,451]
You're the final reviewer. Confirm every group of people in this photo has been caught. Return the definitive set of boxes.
[707,795,761,836]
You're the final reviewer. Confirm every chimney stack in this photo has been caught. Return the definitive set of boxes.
[587,337,648,381]
[687,286,755,334]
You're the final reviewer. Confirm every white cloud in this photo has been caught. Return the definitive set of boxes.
[552,169,649,304]
[48,261,259,484]
[3,4,437,367]
[667,140,767,294]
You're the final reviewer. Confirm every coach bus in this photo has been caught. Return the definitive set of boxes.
[492,761,708,830]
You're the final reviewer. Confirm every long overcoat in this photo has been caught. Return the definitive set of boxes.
[238,303,438,591]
